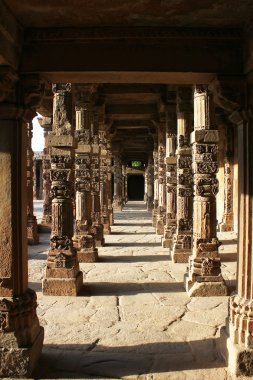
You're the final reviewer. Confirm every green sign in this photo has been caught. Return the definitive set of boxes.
[132,161,142,168]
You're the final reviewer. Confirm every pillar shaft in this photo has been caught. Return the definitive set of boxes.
[43,83,83,295]
[156,123,166,235]
[27,122,39,244]
[152,140,159,226]
[146,155,154,211]
[185,85,226,297]
[72,85,98,262]
[171,87,193,262]
[163,113,177,248]
[113,154,123,210]
[0,72,43,377]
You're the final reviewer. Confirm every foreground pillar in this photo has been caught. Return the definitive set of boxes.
[0,72,43,377]
[184,85,227,297]
[39,117,52,232]
[27,122,39,244]
[43,83,83,295]
[113,153,123,210]
[72,85,98,262]
[163,112,177,248]
[171,87,193,262]
[156,122,166,235]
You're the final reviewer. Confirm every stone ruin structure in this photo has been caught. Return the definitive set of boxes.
[1,0,253,378]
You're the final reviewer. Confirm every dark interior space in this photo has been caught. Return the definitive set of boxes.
[127,175,144,200]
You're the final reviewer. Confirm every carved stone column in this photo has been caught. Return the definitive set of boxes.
[27,122,39,245]
[113,153,123,210]
[152,139,159,226]
[0,70,44,377]
[99,121,111,235]
[184,85,227,297]
[146,155,154,211]
[72,85,98,262]
[171,87,193,262]
[42,83,83,295]
[90,107,104,247]
[220,123,234,232]
[163,112,177,248]
[156,122,166,235]
[39,117,52,232]
[107,143,114,226]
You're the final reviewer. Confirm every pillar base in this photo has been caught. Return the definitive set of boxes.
[92,224,105,247]
[171,248,191,263]
[27,215,39,245]
[39,219,51,233]
[184,275,227,297]
[77,248,98,263]
[43,270,83,296]
[103,226,111,235]
[156,220,164,235]
[0,327,44,378]
[220,223,234,232]
[162,238,173,248]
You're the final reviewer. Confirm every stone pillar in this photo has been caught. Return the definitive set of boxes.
[163,112,177,248]
[152,140,159,226]
[42,83,83,295]
[39,117,52,232]
[99,122,111,235]
[72,85,98,262]
[0,70,44,377]
[184,85,227,297]
[156,122,166,235]
[27,122,39,245]
[113,153,123,210]
[171,87,193,262]
[220,122,234,232]
[146,155,154,211]
[107,144,114,226]
[90,107,104,247]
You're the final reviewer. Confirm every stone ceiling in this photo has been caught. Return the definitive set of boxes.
[3,0,253,28]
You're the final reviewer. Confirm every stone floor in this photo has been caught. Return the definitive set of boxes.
[29,201,237,380]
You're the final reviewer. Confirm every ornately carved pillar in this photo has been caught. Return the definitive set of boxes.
[152,139,159,226]
[156,122,166,235]
[107,142,114,226]
[39,117,52,232]
[0,71,44,377]
[43,83,83,295]
[27,121,39,245]
[163,112,177,248]
[146,155,154,211]
[113,153,123,210]
[220,123,234,232]
[171,87,193,262]
[90,107,104,247]
[72,85,98,262]
[184,85,227,297]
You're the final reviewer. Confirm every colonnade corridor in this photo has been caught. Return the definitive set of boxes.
[28,201,236,379]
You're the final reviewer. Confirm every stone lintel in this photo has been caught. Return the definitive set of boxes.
[175,147,192,156]
[166,156,177,164]
[190,129,219,144]
[50,147,72,156]
[47,134,75,147]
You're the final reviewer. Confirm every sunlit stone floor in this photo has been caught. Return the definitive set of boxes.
[29,201,237,379]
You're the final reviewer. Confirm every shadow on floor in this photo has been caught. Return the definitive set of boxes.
[114,222,153,227]
[105,242,161,247]
[81,281,185,296]
[100,254,169,263]
[33,339,225,379]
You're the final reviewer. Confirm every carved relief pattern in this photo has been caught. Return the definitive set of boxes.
[113,155,123,207]
[189,86,222,281]
[156,124,166,233]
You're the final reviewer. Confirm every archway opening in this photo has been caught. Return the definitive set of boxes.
[127,174,144,200]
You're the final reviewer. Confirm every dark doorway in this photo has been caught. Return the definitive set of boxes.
[127,175,144,200]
